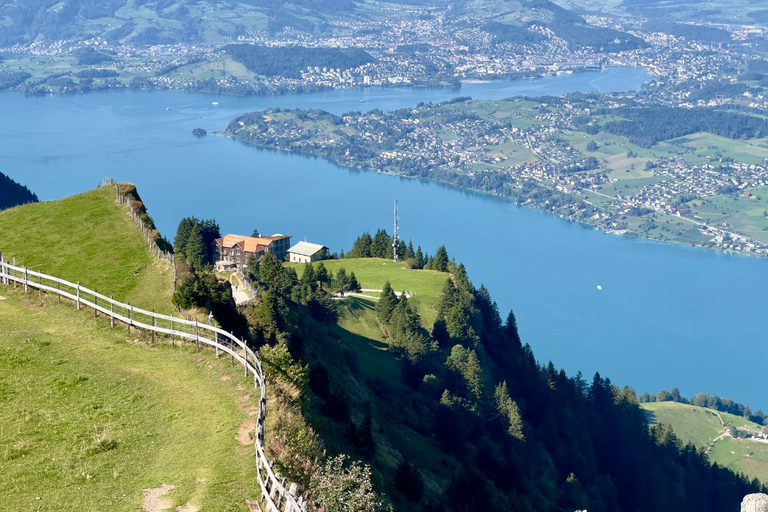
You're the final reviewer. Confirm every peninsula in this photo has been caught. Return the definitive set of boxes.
[225,97,768,255]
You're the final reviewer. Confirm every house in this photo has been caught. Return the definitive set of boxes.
[288,241,329,264]
[213,233,292,266]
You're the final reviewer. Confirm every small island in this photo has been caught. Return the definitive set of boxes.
[192,128,207,137]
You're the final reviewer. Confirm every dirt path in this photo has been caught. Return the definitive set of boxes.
[333,288,413,301]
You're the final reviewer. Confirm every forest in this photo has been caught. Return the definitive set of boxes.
[0,172,37,211]
[168,216,765,511]
[224,44,376,79]
[591,107,768,148]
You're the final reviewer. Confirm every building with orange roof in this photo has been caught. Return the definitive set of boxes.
[213,233,292,267]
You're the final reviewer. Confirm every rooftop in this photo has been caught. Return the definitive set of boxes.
[288,241,327,257]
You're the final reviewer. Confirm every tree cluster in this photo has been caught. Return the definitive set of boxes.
[0,171,38,211]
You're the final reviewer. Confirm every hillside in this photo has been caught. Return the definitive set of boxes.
[0,0,360,46]
[0,186,173,314]
[0,171,37,211]
[642,402,768,484]
[0,291,259,511]
[0,186,260,510]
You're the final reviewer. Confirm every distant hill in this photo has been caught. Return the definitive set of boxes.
[0,0,645,51]
[0,0,360,46]
[455,0,648,50]
[0,172,37,211]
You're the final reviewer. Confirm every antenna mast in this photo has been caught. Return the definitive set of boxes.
[393,200,399,262]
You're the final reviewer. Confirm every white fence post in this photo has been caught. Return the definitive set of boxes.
[23,266,28,293]
[110,297,114,328]
[76,281,81,310]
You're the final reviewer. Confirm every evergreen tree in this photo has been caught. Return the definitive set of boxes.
[405,240,415,259]
[332,268,350,292]
[315,262,331,287]
[432,318,450,347]
[185,223,207,269]
[432,245,449,272]
[415,246,425,269]
[348,271,361,292]
[376,282,398,324]
[494,381,524,440]
[371,228,391,258]
[174,217,197,254]
[348,232,373,258]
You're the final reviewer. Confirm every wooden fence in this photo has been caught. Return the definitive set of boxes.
[0,253,308,512]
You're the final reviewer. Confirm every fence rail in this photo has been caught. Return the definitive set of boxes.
[0,253,307,512]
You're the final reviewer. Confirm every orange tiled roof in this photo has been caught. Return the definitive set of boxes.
[216,234,268,253]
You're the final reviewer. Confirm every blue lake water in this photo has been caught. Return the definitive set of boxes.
[1,67,765,409]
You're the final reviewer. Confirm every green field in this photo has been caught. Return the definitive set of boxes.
[288,258,449,325]
[642,402,768,484]
[0,281,258,511]
[0,187,174,314]
[642,402,725,448]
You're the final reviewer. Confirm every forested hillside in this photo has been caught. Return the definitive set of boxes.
[219,228,765,512]
[0,172,37,210]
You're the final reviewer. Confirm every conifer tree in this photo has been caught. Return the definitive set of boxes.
[376,281,397,324]
[185,223,207,269]
[348,271,361,292]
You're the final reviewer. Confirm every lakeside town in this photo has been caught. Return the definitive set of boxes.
[226,96,768,255]
[1,1,765,99]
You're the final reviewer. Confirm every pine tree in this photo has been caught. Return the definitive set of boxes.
[348,271,361,292]
[315,262,330,287]
[174,217,197,254]
[185,223,207,269]
[415,246,425,269]
[494,381,525,440]
[405,240,415,259]
[433,245,449,272]
[332,268,349,292]
[349,232,373,258]
[376,281,397,324]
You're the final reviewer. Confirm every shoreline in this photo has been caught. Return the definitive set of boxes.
[222,131,767,260]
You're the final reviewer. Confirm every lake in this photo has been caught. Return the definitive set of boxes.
[1,67,765,410]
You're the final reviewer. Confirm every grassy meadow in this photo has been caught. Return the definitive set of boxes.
[0,185,262,510]
[288,258,449,325]
[642,401,768,484]
[0,186,174,314]
[0,289,259,511]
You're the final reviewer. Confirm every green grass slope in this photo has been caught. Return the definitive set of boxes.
[288,258,449,324]
[642,402,725,448]
[0,289,259,511]
[0,186,174,314]
[642,402,768,484]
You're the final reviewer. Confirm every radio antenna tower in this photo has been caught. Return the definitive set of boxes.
[392,200,400,262]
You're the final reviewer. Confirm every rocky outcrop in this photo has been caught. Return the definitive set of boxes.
[742,494,768,512]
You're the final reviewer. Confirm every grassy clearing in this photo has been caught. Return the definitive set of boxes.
[642,402,768,484]
[0,289,258,511]
[0,186,174,314]
[288,258,449,325]
[641,402,724,447]
[710,437,768,484]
